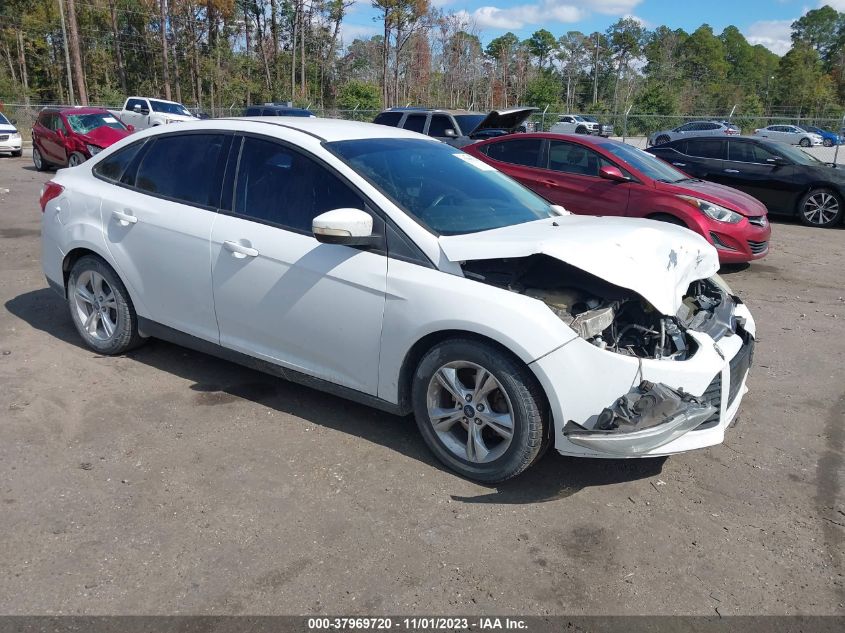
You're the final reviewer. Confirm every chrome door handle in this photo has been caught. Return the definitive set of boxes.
[724,169,740,173]
[672,162,687,167]
[223,240,259,258]
[112,209,137,225]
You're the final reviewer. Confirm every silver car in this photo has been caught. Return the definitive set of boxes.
[649,120,740,146]
[753,125,823,147]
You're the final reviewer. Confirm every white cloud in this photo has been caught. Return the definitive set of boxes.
[458,0,642,32]
[745,19,793,55]
[821,0,845,9]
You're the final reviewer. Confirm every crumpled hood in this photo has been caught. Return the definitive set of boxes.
[439,216,719,315]
[80,125,131,148]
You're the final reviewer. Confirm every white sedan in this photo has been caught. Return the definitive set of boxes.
[753,124,823,147]
[40,117,756,482]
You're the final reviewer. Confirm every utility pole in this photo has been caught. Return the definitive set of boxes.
[593,33,600,105]
[58,0,75,105]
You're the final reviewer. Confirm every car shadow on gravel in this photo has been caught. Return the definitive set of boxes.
[6,286,666,505]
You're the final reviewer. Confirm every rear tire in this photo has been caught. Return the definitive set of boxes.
[32,147,49,171]
[67,256,145,355]
[412,339,548,483]
[797,189,843,228]
[799,137,811,148]
[823,138,833,147]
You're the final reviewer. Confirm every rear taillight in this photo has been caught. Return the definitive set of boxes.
[39,181,64,213]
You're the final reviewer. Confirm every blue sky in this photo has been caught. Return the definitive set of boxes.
[340,0,845,55]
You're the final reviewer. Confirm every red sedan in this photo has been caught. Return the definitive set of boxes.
[464,133,771,264]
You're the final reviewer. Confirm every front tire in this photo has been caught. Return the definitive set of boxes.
[33,147,49,171]
[575,126,588,134]
[412,339,547,483]
[67,152,85,167]
[649,213,687,227]
[797,189,843,227]
[655,134,670,145]
[823,138,833,147]
[67,256,144,355]
[799,137,811,147]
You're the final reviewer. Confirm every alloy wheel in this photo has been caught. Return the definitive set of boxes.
[803,192,840,226]
[33,148,42,170]
[426,361,514,464]
[71,270,119,341]
[68,153,83,167]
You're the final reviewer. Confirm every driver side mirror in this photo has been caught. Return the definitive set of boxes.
[126,124,135,132]
[312,208,379,247]
[599,165,629,182]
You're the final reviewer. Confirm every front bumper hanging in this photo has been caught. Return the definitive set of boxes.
[563,381,716,456]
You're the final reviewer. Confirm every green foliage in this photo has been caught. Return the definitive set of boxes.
[523,72,561,108]
[337,80,381,110]
[526,29,557,68]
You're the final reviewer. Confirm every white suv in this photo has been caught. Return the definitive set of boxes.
[40,118,756,482]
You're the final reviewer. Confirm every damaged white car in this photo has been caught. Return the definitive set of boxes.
[41,118,756,482]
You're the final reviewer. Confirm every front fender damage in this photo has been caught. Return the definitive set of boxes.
[562,381,716,456]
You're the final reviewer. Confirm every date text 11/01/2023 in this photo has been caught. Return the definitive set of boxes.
[307,618,528,630]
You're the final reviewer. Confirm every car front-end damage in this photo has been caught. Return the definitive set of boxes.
[440,217,756,459]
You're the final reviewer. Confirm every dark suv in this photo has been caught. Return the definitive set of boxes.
[244,104,315,117]
[372,107,536,147]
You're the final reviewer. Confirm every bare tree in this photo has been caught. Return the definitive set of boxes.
[66,0,88,104]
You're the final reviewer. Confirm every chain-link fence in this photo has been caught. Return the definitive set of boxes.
[4,102,844,164]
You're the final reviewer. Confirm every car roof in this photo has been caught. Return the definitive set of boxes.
[40,106,113,116]
[384,108,482,115]
[222,116,439,142]
[129,96,182,105]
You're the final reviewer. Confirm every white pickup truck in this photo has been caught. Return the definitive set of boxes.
[118,96,197,130]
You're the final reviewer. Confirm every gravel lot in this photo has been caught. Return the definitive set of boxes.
[0,154,843,616]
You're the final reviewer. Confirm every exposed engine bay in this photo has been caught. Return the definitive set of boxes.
[461,254,735,360]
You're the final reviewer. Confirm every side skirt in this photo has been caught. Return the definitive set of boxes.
[137,317,408,416]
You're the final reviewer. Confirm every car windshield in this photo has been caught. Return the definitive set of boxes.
[327,138,555,235]
[66,112,127,134]
[0,113,10,125]
[453,114,486,135]
[149,100,191,116]
[600,141,690,182]
[770,142,824,165]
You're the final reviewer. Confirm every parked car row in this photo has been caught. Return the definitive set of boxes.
[0,112,22,156]
[39,117,757,482]
[648,119,842,148]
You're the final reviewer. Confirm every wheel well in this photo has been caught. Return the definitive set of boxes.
[61,248,104,291]
[647,212,688,228]
[396,330,542,415]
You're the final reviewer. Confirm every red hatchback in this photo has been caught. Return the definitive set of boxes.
[464,133,771,264]
[32,107,132,171]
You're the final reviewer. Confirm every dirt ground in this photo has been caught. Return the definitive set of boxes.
[0,153,842,616]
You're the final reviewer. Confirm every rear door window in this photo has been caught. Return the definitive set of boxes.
[685,138,726,159]
[403,114,427,134]
[373,112,403,127]
[485,138,543,168]
[134,133,229,208]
